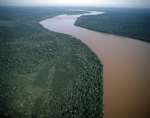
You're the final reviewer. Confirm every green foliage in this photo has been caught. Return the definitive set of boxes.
[0,7,103,118]
[75,8,150,42]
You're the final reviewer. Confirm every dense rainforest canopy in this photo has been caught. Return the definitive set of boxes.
[75,8,150,42]
[0,7,103,118]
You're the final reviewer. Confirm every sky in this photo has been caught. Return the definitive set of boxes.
[0,0,150,8]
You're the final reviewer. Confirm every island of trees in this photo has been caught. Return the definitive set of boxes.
[75,8,150,42]
[0,7,103,118]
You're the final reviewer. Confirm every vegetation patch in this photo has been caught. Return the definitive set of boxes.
[75,8,150,42]
[0,21,14,26]
[0,7,103,118]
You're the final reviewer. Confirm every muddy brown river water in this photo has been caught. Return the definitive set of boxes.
[40,11,150,118]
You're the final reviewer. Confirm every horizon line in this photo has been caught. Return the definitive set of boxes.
[0,5,150,9]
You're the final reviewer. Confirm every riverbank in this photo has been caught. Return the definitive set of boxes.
[75,9,150,42]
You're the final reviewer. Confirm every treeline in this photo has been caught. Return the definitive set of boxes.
[75,8,150,42]
[0,7,103,118]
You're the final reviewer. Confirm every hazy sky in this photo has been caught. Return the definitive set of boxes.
[0,0,150,8]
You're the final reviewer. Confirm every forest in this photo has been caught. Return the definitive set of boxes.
[75,8,150,42]
[0,7,103,118]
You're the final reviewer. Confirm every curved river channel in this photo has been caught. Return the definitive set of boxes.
[40,11,150,118]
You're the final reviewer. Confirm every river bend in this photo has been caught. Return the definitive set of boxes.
[40,11,150,118]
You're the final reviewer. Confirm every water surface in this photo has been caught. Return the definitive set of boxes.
[40,11,150,118]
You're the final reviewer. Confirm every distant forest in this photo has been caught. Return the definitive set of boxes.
[0,7,103,118]
[75,8,150,42]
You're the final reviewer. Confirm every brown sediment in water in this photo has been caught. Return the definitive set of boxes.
[40,12,150,118]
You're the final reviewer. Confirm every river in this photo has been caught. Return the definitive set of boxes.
[40,11,150,118]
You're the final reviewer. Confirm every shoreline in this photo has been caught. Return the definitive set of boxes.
[74,24,150,44]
